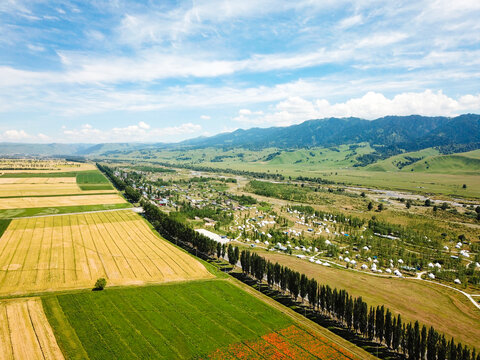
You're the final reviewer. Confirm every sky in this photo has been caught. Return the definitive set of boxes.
[1,0,480,143]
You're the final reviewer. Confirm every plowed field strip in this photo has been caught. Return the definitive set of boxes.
[0,298,64,360]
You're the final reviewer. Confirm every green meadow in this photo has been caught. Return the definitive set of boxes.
[43,280,293,360]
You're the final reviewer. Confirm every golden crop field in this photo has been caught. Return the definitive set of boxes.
[0,159,96,173]
[0,183,117,197]
[0,297,64,360]
[0,177,76,184]
[0,210,212,296]
[0,194,126,210]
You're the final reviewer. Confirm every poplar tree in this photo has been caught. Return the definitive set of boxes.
[385,309,392,348]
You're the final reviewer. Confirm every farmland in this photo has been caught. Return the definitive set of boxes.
[0,169,115,197]
[101,161,480,355]
[43,280,369,360]
[0,210,212,296]
[0,203,132,219]
[207,324,358,359]
[0,297,64,359]
[0,194,126,209]
[0,159,96,172]
[0,177,76,184]
[0,159,377,359]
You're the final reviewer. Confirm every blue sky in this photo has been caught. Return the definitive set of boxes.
[1,0,480,143]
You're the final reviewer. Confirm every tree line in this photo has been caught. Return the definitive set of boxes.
[141,200,218,257]
[239,250,478,360]
[97,163,143,203]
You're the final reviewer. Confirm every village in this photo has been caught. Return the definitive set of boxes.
[110,163,480,290]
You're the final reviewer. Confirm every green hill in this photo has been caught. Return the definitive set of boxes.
[365,148,440,172]
[404,154,480,174]
[268,143,374,169]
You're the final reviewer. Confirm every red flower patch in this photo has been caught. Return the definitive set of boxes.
[206,325,361,359]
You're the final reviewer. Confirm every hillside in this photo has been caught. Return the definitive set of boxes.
[178,114,480,151]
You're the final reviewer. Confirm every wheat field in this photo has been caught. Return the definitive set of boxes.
[0,297,64,360]
[0,194,126,210]
[0,183,118,197]
[0,210,212,295]
[0,177,77,184]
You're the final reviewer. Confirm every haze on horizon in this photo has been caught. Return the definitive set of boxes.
[1,0,480,144]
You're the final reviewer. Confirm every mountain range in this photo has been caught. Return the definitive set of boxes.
[0,114,479,156]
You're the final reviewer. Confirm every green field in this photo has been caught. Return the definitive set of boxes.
[0,203,132,218]
[0,169,114,191]
[0,218,11,236]
[76,170,113,190]
[0,171,80,178]
[43,280,293,359]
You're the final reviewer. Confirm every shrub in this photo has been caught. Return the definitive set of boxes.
[94,277,107,291]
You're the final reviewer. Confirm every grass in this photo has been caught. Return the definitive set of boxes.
[105,146,480,198]
[43,280,294,359]
[76,171,113,191]
[78,184,114,190]
[255,250,480,349]
[0,203,132,219]
[0,219,11,237]
[0,210,212,296]
[75,171,110,184]
[405,154,480,174]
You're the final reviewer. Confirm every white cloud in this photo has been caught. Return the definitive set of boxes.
[0,129,50,142]
[200,115,211,120]
[355,32,408,48]
[338,14,363,29]
[62,121,202,143]
[27,44,45,52]
[138,121,150,129]
[3,129,30,140]
[234,90,480,126]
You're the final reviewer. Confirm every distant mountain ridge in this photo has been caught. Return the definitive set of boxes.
[178,114,480,150]
[0,114,478,156]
